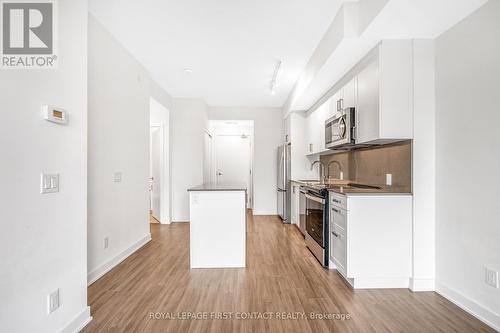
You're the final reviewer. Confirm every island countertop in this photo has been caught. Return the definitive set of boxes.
[188,182,247,192]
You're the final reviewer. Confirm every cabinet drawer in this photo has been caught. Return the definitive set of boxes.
[330,205,346,230]
[331,223,347,276]
[330,193,347,209]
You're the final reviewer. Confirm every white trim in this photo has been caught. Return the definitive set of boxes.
[172,219,190,223]
[436,282,500,331]
[350,277,410,289]
[410,278,435,292]
[87,234,151,285]
[59,306,92,333]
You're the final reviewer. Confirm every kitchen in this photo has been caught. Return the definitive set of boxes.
[277,40,415,288]
[3,1,499,332]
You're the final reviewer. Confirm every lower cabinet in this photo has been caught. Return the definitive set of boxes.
[290,182,300,226]
[329,192,413,289]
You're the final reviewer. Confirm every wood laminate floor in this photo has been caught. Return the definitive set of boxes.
[83,214,495,333]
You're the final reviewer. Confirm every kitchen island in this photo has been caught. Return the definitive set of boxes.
[187,183,247,268]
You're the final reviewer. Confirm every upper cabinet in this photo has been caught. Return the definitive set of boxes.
[303,40,414,154]
[283,116,291,143]
[356,41,413,144]
[305,101,331,155]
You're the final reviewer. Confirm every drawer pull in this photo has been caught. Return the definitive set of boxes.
[332,207,341,214]
[332,199,341,204]
[332,231,340,238]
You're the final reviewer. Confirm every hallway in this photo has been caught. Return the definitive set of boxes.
[83,215,494,333]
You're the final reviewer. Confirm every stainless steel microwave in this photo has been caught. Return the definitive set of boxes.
[325,107,356,150]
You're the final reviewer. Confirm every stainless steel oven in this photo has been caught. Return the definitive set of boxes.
[304,186,329,267]
[325,107,356,150]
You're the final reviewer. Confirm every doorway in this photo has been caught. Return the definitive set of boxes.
[149,98,170,224]
[150,125,162,222]
[207,120,254,208]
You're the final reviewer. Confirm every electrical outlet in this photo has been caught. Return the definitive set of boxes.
[386,174,392,186]
[48,289,60,314]
[40,173,59,194]
[104,237,109,249]
[113,172,122,182]
[486,267,499,288]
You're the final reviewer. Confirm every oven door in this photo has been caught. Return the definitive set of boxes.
[305,193,325,247]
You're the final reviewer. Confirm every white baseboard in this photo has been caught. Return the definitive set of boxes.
[87,234,151,286]
[59,306,92,333]
[410,278,435,292]
[436,282,500,331]
[351,277,410,289]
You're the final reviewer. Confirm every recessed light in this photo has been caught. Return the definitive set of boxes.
[183,68,193,74]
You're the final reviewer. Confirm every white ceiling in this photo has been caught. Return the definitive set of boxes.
[89,0,343,107]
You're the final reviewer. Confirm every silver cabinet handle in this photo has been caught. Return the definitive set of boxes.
[332,231,340,238]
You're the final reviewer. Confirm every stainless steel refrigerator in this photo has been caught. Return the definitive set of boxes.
[277,144,291,223]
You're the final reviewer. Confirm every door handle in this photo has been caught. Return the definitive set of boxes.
[217,171,223,176]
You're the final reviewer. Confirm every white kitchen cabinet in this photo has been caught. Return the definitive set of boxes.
[355,41,413,144]
[342,77,357,110]
[305,102,330,155]
[329,192,413,289]
[287,113,317,181]
[283,116,291,143]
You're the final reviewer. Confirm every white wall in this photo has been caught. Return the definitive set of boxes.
[150,98,171,224]
[435,1,500,329]
[411,39,436,292]
[87,15,152,283]
[0,1,90,332]
[171,99,208,221]
[209,107,283,215]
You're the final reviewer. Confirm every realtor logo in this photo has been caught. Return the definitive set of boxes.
[1,0,57,69]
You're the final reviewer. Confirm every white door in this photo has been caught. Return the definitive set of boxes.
[150,126,162,221]
[203,131,214,184]
[215,135,252,206]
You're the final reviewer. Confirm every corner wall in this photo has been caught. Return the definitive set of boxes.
[435,1,500,329]
[0,1,90,332]
[87,15,153,283]
[171,99,208,221]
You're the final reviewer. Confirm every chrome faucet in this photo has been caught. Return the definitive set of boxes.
[327,160,343,179]
[310,160,326,183]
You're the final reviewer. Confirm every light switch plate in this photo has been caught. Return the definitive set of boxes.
[48,289,60,314]
[41,174,59,194]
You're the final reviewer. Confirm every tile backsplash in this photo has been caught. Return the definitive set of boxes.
[320,141,412,192]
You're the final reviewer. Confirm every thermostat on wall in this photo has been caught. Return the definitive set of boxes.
[42,105,68,124]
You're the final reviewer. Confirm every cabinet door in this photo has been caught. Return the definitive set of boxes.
[331,223,347,276]
[283,116,291,143]
[325,95,337,121]
[356,59,380,144]
[316,103,327,152]
[290,184,299,225]
[342,77,356,109]
[305,112,315,154]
